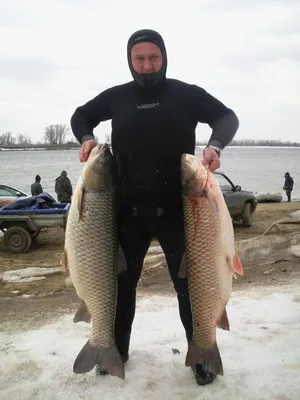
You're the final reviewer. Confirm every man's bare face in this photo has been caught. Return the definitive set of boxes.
[131,42,162,74]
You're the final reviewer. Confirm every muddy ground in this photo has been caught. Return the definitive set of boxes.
[1,201,300,332]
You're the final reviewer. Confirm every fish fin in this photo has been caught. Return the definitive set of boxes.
[73,300,91,324]
[226,252,243,279]
[233,253,243,276]
[204,187,219,214]
[217,307,230,331]
[178,253,187,278]
[77,183,85,221]
[61,248,68,271]
[73,341,125,379]
[117,245,127,274]
[186,340,223,376]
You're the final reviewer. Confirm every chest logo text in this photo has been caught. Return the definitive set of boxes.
[136,103,160,110]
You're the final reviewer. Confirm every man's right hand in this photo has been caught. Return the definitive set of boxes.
[79,139,98,162]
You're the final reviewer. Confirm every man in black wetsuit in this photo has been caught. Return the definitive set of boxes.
[70,29,239,386]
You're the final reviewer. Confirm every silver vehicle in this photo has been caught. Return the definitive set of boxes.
[215,172,257,227]
[0,184,29,208]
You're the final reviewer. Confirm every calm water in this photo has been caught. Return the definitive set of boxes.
[0,147,299,200]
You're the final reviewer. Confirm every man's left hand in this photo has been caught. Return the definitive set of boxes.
[202,147,221,172]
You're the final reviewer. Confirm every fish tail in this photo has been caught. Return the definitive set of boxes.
[185,340,223,376]
[73,340,125,379]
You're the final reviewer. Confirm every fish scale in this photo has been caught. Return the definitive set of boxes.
[183,195,227,348]
[67,189,118,348]
[63,143,125,379]
[180,153,243,377]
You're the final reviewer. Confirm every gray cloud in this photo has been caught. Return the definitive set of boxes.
[0,0,299,142]
[200,0,300,13]
[221,43,300,67]
[0,3,34,28]
[0,57,63,85]
[265,19,300,38]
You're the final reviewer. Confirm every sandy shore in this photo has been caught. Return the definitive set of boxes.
[0,201,300,331]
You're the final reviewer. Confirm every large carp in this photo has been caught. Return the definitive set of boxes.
[179,153,243,376]
[62,143,127,379]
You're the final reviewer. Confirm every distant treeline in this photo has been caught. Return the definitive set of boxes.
[1,132,299,150]
[0,142,81,150]
[0,125,108,149]
[0,125,71,147]
[196,139,300,147]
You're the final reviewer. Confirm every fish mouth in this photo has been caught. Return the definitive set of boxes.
[92,142,109,155]
[94,143,108,153]
[181,153,188,163]
[101,142,109,150]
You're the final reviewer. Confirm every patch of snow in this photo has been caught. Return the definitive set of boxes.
[11,276,46,283]
[0,287,300,400]
[289,245,300,257]
[11,290,20,294]
[1,267,61,283]
[290,210,300,218]
[147,246,163,254]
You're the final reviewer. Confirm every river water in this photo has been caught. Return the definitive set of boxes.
[0,146,299,200]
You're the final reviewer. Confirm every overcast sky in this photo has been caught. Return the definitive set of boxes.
[0,0,299,143]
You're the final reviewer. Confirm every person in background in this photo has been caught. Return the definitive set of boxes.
[70,29,239,386]
[55,170,73,203]
[283,172,294,202]
[31,175,43,196]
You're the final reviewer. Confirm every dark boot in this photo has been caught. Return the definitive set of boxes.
[192,364,217,386]
[96,333,131,376]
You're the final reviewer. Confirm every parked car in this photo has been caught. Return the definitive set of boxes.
[0,184,29,208]
[214,172,257,227]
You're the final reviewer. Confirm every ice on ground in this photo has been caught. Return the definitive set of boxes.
[1,267,61,283]
[1,286,300,400]
[289,245,300,257]
[147,245,163,254]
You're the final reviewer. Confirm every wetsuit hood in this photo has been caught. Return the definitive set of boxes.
[127,29,168,89]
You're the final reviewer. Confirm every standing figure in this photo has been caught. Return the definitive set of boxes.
[31,174,43,196]
[283,172,294,202]
[55,170,73,203]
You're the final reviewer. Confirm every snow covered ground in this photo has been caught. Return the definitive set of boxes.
[1,267,62,283]
[1,286,300,400]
